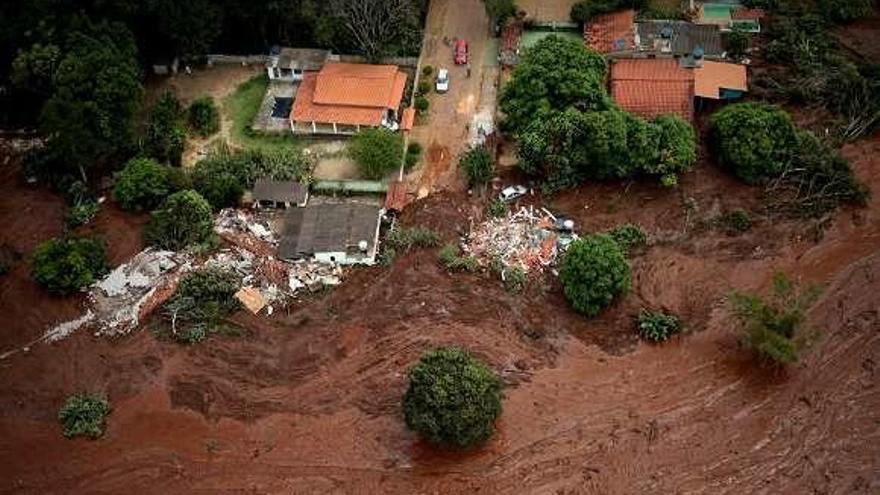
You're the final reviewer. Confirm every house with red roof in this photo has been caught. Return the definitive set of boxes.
[584,9,636,54]
[291,62,408,135]
[610,58,695,122]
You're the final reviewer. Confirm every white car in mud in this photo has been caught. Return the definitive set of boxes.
[499,185,527,202]
[435,68,449,93]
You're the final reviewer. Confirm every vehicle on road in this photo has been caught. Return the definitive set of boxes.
[435,68,449,93]
[454,39,468,65]
[499,185,527,202]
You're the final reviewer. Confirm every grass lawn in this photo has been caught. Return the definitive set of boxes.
[222,74,298,152]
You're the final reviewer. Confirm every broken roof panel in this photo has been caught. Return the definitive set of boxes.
[252,179,309,205]
[610,58,694,121]
[694,60,747,98]
[585,9,636,54]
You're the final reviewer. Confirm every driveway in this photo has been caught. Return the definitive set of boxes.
[408,0,495,197]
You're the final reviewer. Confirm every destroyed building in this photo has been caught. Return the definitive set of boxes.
[252,178,309,208]
[278,203,383,265]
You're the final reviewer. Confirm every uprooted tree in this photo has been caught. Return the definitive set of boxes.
[403,347,503,448]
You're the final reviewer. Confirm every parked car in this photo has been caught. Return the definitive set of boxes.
[435,68,449,93]
[499,185,527,202]
[454,39,468,65]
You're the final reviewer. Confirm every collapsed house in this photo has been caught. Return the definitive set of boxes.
[278,202,383,265]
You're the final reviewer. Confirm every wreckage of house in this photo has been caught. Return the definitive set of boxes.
[278,203,382,265]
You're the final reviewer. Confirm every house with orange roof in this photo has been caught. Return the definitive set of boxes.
[290,62,408,135]
[584,9,636,54]
[694,60,747,100]
[610,58,695,122]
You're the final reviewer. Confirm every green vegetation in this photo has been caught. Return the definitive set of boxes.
[59,394,111,439]
[637,310,682,342]
[571,0,648,23]
[460,145,495,188]
[729,272,821,365]
[381,227,441,265]
[726,29,749,58]
[608,223,647,252]
[414,95,430,115]
[403,347,503,448]
[114,158,175,211]
[145,91,186,166]
[223,75,297,152]
[817,0,873,23]
[506,36,696,191]
[188,97,221,137]
[559,234,631,316]
[405,142,422,170]
[501,266,526,293]
[416,80,431,97]
[438,244,479,273]
[31,236,107,295]
[162,266,241,344]
[144,190,215,251]
[717,209,753,234]
[65,199,101,228]
[482,0,518,24]
[488,198,509,218]
[349,128,404,180]
[422,65,434,77]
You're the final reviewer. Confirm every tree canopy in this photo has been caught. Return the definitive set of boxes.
[31,236,108,295]
[460,145,495,187]
[144,190,215,250]
[559,234,631,316]
[114,157,175,211]
[349,128,404,180]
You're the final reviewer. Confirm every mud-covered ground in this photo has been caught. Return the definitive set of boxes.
[0,128,878,493]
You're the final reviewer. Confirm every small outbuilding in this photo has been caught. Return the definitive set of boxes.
[278,203,383,265]
[252,179,309,209]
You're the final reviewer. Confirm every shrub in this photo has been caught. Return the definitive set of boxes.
[349,128,404,180]
[488,198,508,218]
[460,145,495,187]
[385,227,441,251]
[163,266,241,343]
[729,272,821,365]
[144,190,215,251]
[188,97,221,137]
[417,80,431,96]
[717,209,752,234]
[559,234,630,316]
[114,157,174,211]
[570,0,648,23]
[709,102,800,184]
[405,142,422,170]
[403,347,503,448]
[502,266,527,293]
[58,393,111,439]
[727,29,749,58]
[649,115,697,186]
[414,95,430,114]
[818,0,873,23]
[422,65,433,77]
[31,236,107,295]
[637,310,682,342]
[438,244,479,272]
[65,200,100,228]
[145,91,186,166]
[608,223,647,252]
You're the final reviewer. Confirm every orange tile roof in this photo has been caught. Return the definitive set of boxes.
[731,7,765,20]
[694,61,747,99]
[291,62,408,127]
[585,9,635,54]
[610,59,694,121]
[401,107,415,132]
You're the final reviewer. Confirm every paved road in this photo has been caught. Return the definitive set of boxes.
[408,0,495,198]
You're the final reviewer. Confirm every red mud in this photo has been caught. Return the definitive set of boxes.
[1,130,879,493]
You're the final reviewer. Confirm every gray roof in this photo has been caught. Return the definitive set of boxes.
[271,48,331,71]
[636,21,723,57]
[253,179,308,204]
[279,203,380,259]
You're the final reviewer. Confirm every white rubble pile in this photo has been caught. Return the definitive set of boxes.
[465,206,577,273]
[288,260,343,293]
[214,208,277,244]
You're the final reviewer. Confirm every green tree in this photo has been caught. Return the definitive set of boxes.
[648,114,697,186]
[31,236,108,295]
[59,394,111,439]
[482,0,518,25]
[403,347,503,448]
[113,157,174,211]
[38,20,143,181]
[571,0,648,23]
[500,35,609,135]
[729,272,821,365]
[147,0,222,57]
[460,145,495,187]
[163,266,241,343]
[144,190,215,250]
[709,102,800,184]
[146,91,186,166]
[11,43,61,96]
[188,97,221,137]
[817,0,873,23]
[726,29,749,58]
[559,234,631,316]
[349,128,404,180]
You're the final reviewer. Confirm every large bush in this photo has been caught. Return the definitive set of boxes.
[460,145,495,187]
[58,393,111,439]
[163,266,241,343]
[31,236,107,295]
[709,102,800,184]
[144,190,215,250]
[349,128,404,180]
[113,157,174,211]
[559,234,631,316]
[729,272,821,365]
[818,0,873,23]
[571,0,648,23]
[187,96,220,137]
[403,347,503,448]
[649,115,697,186]
[145,91,186,166]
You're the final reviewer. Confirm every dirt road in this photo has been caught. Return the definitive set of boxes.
[409,0,494,197]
